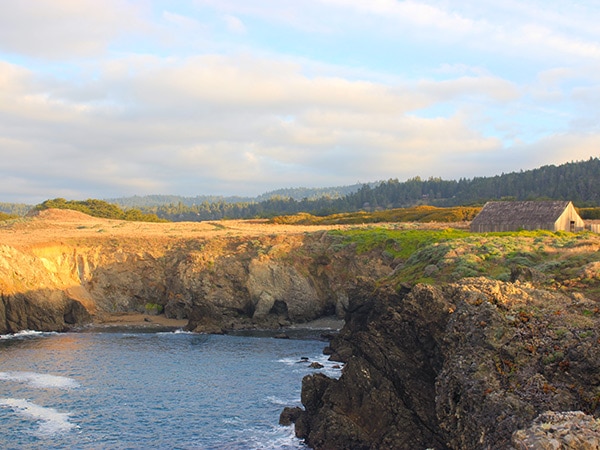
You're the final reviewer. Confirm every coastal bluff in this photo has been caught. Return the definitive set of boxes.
[0,209,391,334]
[2,209,600,449]
[290,278,600,449]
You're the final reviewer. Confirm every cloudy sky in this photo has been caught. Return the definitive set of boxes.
[1,0,599,203]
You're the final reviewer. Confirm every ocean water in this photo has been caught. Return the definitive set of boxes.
[0,328,341,449]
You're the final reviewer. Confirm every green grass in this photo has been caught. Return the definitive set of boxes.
[326,227,600,291]
[272,206,481,225]
[328,228,469,258]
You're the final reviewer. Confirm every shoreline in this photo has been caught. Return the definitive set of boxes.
[87,313,344,334]
[90,313,188,330]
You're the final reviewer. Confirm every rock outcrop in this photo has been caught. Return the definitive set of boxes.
[291,277,600,449]
[0,225,391,334]
[512,411,600,449]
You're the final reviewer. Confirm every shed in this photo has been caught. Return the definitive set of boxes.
[470,201,585,233]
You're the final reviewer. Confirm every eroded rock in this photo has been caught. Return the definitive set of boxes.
[293,278,600,449]
[0,231,391,333]
[512,411,600,450]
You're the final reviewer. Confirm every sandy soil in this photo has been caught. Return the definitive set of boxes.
[0,209,368,327]
[0,208,469,251]
[0,209,468,327]
[0,208,359,250]
[91,312,188,329]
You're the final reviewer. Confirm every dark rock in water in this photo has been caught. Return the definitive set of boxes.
[1,290,91,334]
[279,406,303,426]
[291,277,600,450]
[320,332,337,341]
[322,346,334,355]
[274,333,290,339]
[308,362,324,369]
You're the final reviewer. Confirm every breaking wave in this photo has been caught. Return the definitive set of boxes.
[0,330,56,340]
[0,398,75,435]
[0,371,79,389]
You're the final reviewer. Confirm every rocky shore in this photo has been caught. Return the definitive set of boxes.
[2,209,600,449]
[0,209,391,335]
[286,277,600,449]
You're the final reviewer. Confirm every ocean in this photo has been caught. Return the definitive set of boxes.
[0,328,340,449]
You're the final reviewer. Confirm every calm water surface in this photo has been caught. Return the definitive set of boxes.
[0,329,340,449]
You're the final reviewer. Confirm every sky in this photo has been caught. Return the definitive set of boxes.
[1,0,599,203]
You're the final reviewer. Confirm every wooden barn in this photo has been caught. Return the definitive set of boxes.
[470,201,585,233]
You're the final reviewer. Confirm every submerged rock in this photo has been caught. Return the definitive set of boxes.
[279,406,303,426]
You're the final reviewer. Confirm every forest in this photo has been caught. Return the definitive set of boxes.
[131,157,600,221]
[1,157,599,222]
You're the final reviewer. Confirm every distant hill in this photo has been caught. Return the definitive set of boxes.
[0,202,32,216]
[254,183,369,202]
[131,158,600,221]
[3,158,600,222]
[107,183,371,208]
[106,194,255,208]
[340,157,600,210]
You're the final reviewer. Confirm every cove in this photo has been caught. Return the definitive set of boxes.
[0,329,339,449]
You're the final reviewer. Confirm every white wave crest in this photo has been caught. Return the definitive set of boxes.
[266,395,300,406]
[245,424,305,449]
[277,354,344,378]
[157,329,193,335]
[277,357,310,366]
[0,371,79,389]
[0,330,56,340]
[0,398,75,435]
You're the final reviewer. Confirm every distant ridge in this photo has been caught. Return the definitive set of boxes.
[106,183,373,208]
[2,158,599,221]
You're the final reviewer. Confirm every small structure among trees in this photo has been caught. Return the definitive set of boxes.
[470,201,585,233]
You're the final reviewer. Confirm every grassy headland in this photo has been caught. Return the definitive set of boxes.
[324,227,600,299]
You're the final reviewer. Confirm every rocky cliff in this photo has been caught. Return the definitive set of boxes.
[4,210,600,449]
[291,277,600,449]
[0,212,392,334]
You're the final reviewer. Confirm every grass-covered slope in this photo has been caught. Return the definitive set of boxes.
[271,205,480,225]
[325,227,600,298]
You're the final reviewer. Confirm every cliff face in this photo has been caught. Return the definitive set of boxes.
[0,229,391,334]
[293,277,600,450]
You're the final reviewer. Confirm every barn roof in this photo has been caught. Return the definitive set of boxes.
[470,201,571,227]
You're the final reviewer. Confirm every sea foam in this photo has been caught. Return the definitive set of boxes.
[0,371,79,389]
[0,398,75,435]
[277,354,343,379]
[0,330,55,340]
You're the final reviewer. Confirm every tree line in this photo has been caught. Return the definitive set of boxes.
[34,198,166,222]
[136,157,600,221]
[2,158,600,223]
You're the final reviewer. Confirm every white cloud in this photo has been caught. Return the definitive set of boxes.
[0,0,143,59]
[321,0,478,34]
[0,1,599,202]
[0,52,522,200]
[224,15,247,34]
[418,76,519,103]
[163,11,204,30]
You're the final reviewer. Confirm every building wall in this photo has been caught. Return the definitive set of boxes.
[470,222,556,233]
[554,203,586,232]
[590,223,600,233]
[470,202,585,233]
